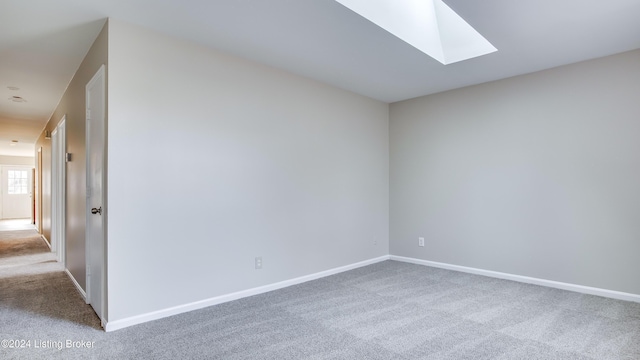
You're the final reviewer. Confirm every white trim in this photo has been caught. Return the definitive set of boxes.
[390,255,640,304]
[51,127,58,255]
[65,268,86,301]
[51,117,66,266]
[104,255,390,332]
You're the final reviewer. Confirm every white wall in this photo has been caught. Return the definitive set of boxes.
[390,49,640,295]
[107,20,389,321]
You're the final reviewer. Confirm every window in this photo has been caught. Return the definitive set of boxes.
[8,170,28,195]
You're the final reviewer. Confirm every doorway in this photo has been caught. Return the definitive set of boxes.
[0,165,33,220]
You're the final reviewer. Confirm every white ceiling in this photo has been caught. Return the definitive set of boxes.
[1,0,639,150]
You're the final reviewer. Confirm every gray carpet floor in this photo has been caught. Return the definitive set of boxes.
[1,230,639,359]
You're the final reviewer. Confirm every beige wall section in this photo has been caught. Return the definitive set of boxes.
[390,49,640,295]
[35,20,108,291]
[0,156,34,166]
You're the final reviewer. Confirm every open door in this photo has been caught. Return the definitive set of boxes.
[86,65,106,326]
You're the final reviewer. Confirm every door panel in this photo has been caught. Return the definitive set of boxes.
[1,166,33,219]
[86,65,106,324]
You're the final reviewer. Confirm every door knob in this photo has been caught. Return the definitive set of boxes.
[91,207,102,215]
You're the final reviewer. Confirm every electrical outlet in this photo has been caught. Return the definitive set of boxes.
[374,238,377,245]
[418,237,425,247]
[255,257,262,269]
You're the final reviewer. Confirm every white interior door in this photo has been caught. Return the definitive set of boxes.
[1,165,33,219]
[86,65,106,324]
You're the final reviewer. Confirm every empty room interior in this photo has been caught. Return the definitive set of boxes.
[1,0,639,359]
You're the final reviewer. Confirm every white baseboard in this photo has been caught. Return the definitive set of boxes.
[390,255,640,304]
[104,255,390,332]
[65,269,87,301]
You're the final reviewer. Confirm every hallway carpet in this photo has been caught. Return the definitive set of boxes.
[1,232,639,359]
[0,230,49,258]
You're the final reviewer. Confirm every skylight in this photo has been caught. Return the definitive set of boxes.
[335,0,497,64]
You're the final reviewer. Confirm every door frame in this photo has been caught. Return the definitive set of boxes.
[31,168,35,224]
[37,147,43,233]
[51,117,67,265]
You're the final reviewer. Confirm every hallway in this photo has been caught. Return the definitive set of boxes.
[0,227,101,358]
[0,218,36,231]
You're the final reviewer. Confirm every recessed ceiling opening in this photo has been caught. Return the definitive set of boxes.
[335,0,497,64]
